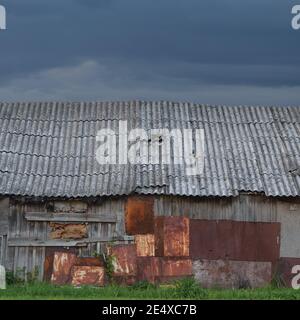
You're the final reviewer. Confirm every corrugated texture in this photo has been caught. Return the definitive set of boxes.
[0,101,299,197]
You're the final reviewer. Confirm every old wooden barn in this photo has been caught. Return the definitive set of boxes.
[0,101,299,287]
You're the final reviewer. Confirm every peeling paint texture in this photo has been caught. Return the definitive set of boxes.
[51,252,77,284]
[71,266,105,286]
[135,234,155,257]
[155,217,189,257]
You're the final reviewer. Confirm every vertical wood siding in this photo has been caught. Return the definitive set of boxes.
[6,198,126,280]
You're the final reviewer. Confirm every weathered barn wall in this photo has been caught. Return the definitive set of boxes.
[5,197,126,281]
[0,197,9,266]
[2,193,300,285]
[154,194,300,259]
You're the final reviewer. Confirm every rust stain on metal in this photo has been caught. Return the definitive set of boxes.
[135,234,155,257]
[137,257,192,283]
[51,251,77,284]
[155,217,190,257]
[190,219,280,262]
[71,266,105,286]
[161,258,192,276]
[75,257,104,267]
[49,223,88,240]
[125,196,154,235]
[107,244,137,276]
[44,248,78,282]
[277,257,300,287]
[192,259,272,289]
[137,257,161,283]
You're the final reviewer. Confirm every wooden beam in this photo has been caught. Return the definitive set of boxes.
[24,212,117,223]
[8,235,132,247]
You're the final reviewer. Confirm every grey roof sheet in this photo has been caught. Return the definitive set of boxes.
[0,101,299,197]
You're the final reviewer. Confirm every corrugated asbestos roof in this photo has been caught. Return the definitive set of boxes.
[0,101,299,198]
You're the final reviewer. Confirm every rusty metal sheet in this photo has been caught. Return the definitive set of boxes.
[135,234,155,257]
[277,257,300,287]
[161,258,192,277]
[44,248,78,282]
[155,217,189,257]
[50,223,88,240]
[125,196,154,235]
[193,259,272,289]
[137,257,161,283]
[71,266,105,286]
[51,251,77,284]
[190,219,280,262]
[107,244,137,276]
[75,257,104,267]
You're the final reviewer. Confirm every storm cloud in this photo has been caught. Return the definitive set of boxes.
[0,0,299,105]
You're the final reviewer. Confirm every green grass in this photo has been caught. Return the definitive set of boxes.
[0,279,300,300]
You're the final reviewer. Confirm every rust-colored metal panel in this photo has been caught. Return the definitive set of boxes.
[71,266,105,286]
[125,196,154,235]
[161,258,193,276]
[137,257,161,283]
[51,251,77,284]
[155,217,190,257]
[135,234,155,257]
[75,257,104,267]
[277,257,300,287]
[44,248,78,282]
[50,223,88,240]
[190,219,280,262]
[193,259,272,289]
[107,244,137,276]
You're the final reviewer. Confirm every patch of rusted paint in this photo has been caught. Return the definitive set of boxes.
[277,257,300,287]
[137,257,192,283]
[51,252,77,284]
[135,234,155,257]
[161,258,192,276]
[137,257,161,283]
[75,257,104,267]
[155,217,189,257]
[193,259,272,289]
[71,266,105,286]
[107,244,137,276]
[190,219,280,262]
[50,223,88,240]
[125,196,154,235]
[44,248,78,282]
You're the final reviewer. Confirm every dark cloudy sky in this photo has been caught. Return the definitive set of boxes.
[0,0,299,105]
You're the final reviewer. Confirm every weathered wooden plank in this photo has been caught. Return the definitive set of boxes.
[8,235,131,247]
[24,212,117,223]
